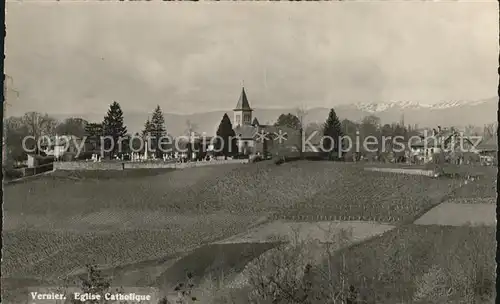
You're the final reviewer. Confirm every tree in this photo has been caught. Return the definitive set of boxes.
[296,107,308,159]
[323,109,343,160]
[150,105,167,157]
[84,123,103,151]
[56,118,88,138]
[71,264,110,304]
[340,119,358,136]
[360,115,380,139]
[142,118,153,137]
[185,119,198,136]
[4,116,30,166]
[359,115,381,159]
[129,132,143,153]
[185,120,198,156]
[275,113,301,130]
[483,123,497,139]
[305,122,323,136]
[21,112,58,154]
[141,117,153,156]
[340,119,360,161]
[215,114,237,159]
[3,75,20,165]
[102,101,127,157]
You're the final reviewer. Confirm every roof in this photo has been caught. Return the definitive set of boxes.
[409,129,462,148]
[234,125,257,139]
[233,124,302,150]
[477,137,498,151]
[251,117,260,126]
[233,87,252,111]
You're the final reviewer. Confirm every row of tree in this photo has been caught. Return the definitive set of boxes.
[4,101,131,164]
[269,109,423,161]
[5,99,496,165]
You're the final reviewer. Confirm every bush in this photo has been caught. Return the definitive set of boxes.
[249,154,263,163]
[76,151,95,160]
[62,152,76,161]
[274,157,285,165]
[302,153,327,161]
[245,228,355,304]
[4,168,24,180]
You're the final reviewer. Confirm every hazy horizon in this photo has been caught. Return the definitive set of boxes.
[5,2,498,117]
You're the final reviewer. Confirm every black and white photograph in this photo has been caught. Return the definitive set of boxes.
[2,2,498,303]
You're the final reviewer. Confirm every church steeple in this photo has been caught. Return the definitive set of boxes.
[234,87,252,111]
[233,86,253,126]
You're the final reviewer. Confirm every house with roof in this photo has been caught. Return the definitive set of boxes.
[476,136,497,166]
[231,87,301,157]
[409,126,478,164]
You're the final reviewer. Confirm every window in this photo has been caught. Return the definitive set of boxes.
[235,115,241,125]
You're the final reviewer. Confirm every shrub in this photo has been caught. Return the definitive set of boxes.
[3,168,24,180]
[274,157,285,165]
[244,228,355,304]
[249,154,263,163]
[76,151,95,160]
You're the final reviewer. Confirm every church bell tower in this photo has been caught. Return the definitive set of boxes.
[233,87,253,127]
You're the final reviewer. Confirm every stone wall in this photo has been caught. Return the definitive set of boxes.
[54,159,248,171]
[170,159,248,169]
[53,161,124,171]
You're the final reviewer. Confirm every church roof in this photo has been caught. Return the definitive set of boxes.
[234,87,252,111]
[234,125,257,139]
[233,124,302,146]
[251,117,260,126]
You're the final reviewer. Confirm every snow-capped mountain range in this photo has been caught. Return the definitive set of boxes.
[352,98,492,113]
[49,97,496,136]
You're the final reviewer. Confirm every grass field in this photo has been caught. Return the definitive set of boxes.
[280,168,464,223]
[2,212,263,280]
[5,161,465,219]
[169,161,464,221]
[2,160,492,302]
[448,174,497,200]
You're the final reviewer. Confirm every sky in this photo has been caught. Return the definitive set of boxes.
[5,1,498,116]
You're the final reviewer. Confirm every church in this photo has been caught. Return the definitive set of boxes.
[231,87,299,156]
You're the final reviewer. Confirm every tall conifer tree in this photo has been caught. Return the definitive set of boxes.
[216,113,237,159]
[102,101,127,157]
[323,108,343,160]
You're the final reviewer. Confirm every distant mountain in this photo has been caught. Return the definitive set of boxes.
[49,97,497,136]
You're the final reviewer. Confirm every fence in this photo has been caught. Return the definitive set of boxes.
[160,159,248,169]
[364,167,436,177]
[53,161,123,171]
[53,159,249,171]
